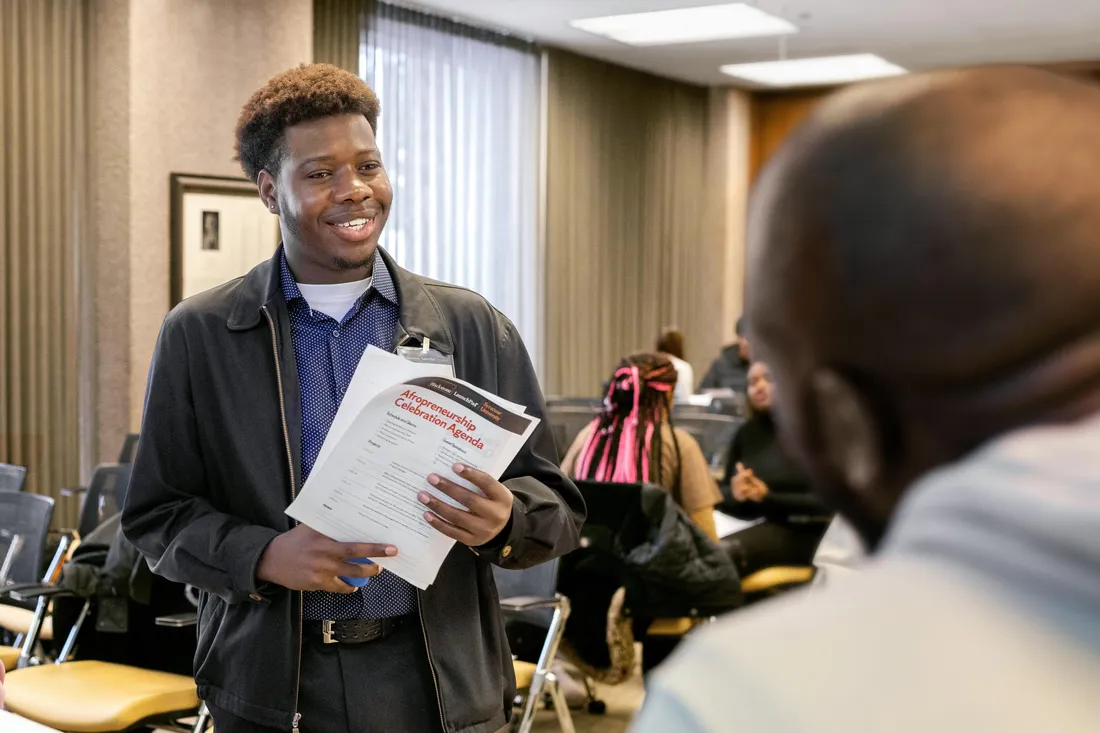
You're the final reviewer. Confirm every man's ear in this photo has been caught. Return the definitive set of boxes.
[808,369,883,494]
[257,169,279,214]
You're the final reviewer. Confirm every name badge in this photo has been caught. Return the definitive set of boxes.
[396,336,455,376]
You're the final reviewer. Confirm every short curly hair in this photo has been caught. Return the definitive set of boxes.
[234,63,380,182]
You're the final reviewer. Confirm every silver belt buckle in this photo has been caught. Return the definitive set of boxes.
[322,620,337,644]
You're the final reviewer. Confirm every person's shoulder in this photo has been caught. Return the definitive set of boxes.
[417,274,493,309]
[720,344,742,361]
[675,557,950,655]
[646,557,1067,732]
[413,273,510,326]
[408,273,531,355]
[643,570,903,731]
[652,556,1100,731]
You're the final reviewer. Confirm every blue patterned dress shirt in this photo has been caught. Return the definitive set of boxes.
[279,249,418,620]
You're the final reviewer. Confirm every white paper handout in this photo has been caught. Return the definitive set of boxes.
[287,363,540,590]
[314,346,454,470]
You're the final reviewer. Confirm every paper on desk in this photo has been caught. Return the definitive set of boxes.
[288,374,540,589]
[713,511,764,538]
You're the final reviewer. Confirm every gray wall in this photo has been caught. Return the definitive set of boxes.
[91,0,313,461]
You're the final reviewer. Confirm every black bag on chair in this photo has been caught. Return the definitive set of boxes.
[624,485,741,608]
[559,482,742,674]
[51,513,196,675]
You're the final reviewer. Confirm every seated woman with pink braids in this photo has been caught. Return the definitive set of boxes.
[561,353,722,539]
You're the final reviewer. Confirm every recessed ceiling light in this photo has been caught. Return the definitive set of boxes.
[720,54,907,87]
[569,3,797,47]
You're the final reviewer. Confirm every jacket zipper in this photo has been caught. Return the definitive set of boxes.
[397,335,449,732]
[417,590,448,732]
[263,306,305,732]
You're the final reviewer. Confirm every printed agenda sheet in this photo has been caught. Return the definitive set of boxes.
[287,360,539,589]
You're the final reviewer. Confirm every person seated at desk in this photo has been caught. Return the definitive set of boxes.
[562,353,721,540]
[719,361,831,575]
[698,317,751,393]
[560,354,732,680]
[655,327,694,403]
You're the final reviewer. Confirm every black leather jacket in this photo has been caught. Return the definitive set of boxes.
[122,247,584,732]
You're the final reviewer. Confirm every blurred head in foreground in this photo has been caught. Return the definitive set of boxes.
[746,66,1100,549]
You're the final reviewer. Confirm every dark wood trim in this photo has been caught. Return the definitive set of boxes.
[168,173,259,307]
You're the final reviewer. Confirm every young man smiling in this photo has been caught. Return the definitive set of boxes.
[123,63,584,733]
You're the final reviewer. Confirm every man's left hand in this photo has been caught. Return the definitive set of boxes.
[419,464,513,547]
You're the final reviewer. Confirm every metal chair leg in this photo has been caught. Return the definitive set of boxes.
[17,595,49,668]
[191,702,212,733]
[514,685,539,733]
[546,673,577,733]
[56,599,91,663]
[516,598,571,733]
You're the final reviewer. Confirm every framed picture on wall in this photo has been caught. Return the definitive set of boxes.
[169,173,281,306]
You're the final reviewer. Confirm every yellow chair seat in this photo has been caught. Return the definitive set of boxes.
[1,644,20,670]
[513,660,537,690]
[741,566,815,593]
[0,710,63,733]
[4,661,199,733]
[646,617,695,636]
[0,604,53,640]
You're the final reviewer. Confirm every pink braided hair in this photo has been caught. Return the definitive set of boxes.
[575,355,676,484]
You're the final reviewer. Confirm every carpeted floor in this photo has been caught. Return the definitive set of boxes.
[529,673,645,733]
[152,673,645,733]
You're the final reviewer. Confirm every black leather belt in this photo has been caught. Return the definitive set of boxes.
[304,615,411,644]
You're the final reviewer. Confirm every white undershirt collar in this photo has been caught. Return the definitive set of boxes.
[296,276,372,322]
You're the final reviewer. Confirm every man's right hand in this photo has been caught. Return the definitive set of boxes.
[255,524,398,593]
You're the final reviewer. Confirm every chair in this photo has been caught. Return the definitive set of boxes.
[494,560,575,733]
[4,661,206,733]
[672,413,742,471]
[706,393,746,418]
[58,432,138,511]
[741,565,815,595]
[0,710,63,732]
[0,493,54,592]
[1,473,124,664]
[670,402,709,415]
[76,464,133,539]
[0,536,73,670]
[3,584,208,732]
[561,481,742,677]
[547,406,599,463]
[117,433,140,464]
[0,462,28,492]
[572,480,741,619]
[545,397,603,411]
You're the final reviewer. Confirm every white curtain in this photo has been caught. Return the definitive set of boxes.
[359,3,543,369]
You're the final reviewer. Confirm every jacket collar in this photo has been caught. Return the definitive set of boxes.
[227,245,455,355]
[277,248,398,310]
